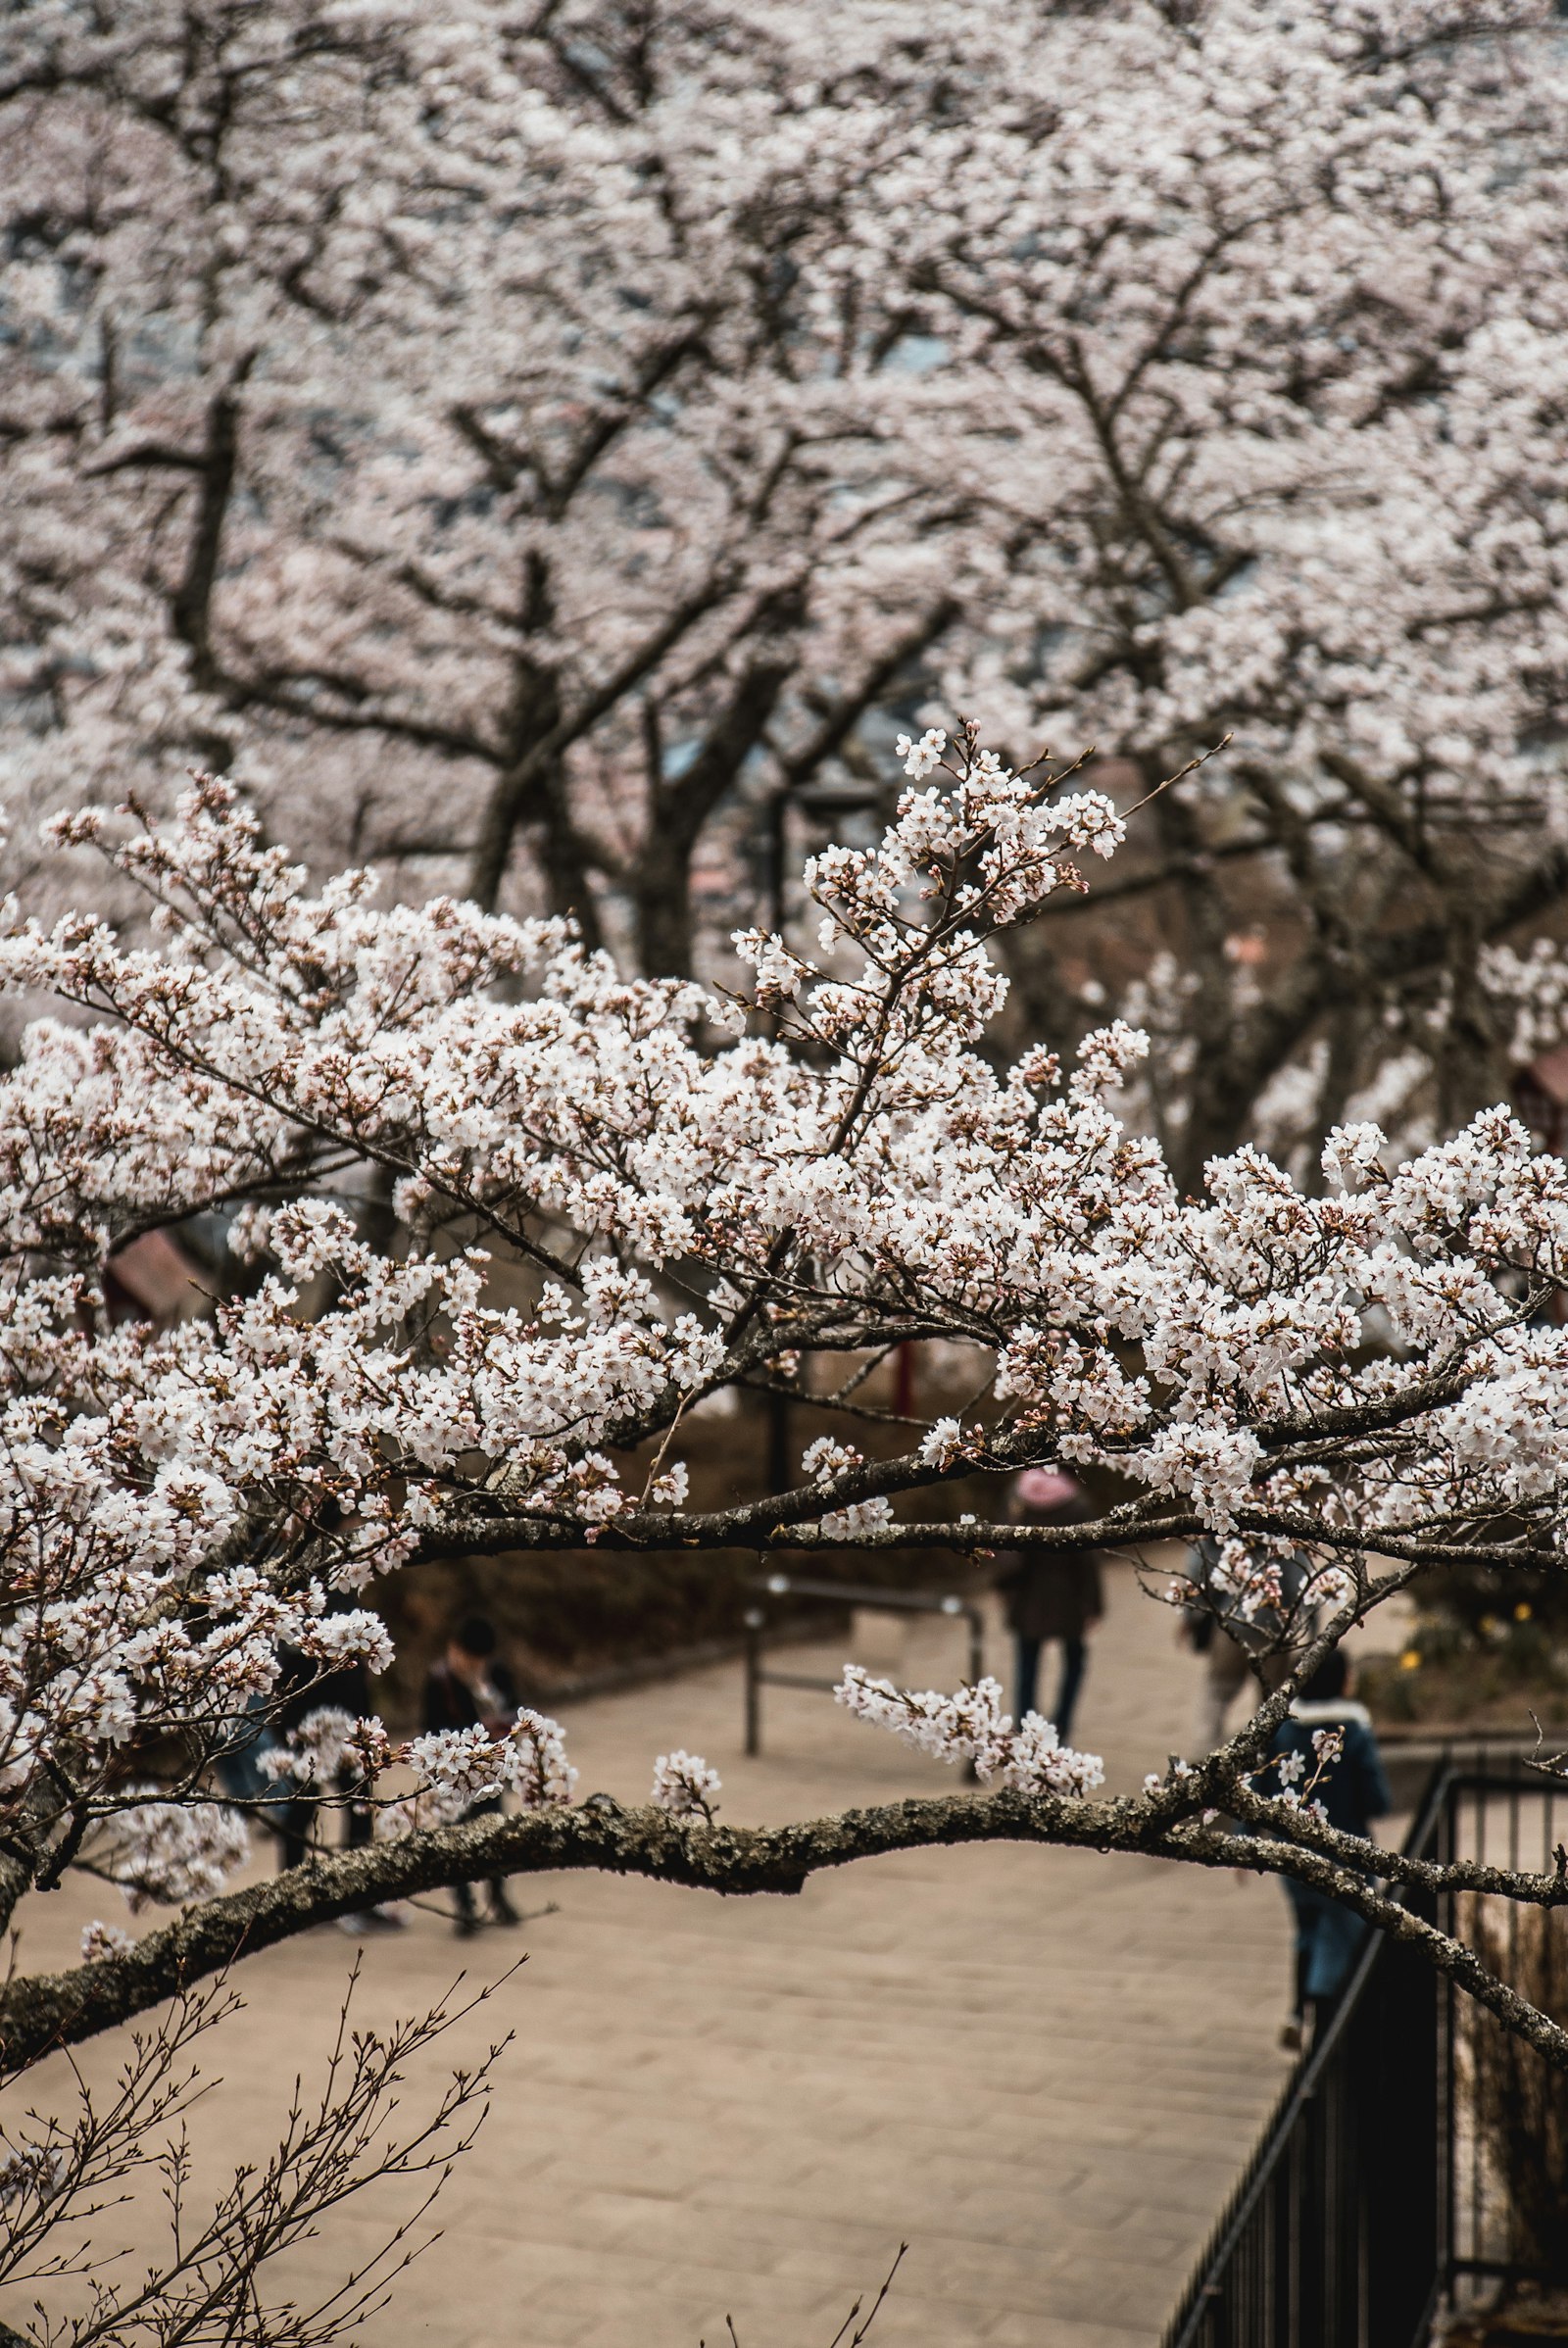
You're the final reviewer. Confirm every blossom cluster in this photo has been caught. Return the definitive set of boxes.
[79,1920,136,1963]
[1255,1725,1347,1824]
[0,2139,67,2214]
[650,1751,722,1824]
[377,1711,578,1842]
[836,1668,1105,1799]
[258,1708,370,1790]
[97,1797,252,1914]
[799,1438,894,1539]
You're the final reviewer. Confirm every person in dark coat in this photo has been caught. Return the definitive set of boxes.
[994,1467,1104,1743]
[1266,1645,1391,2050]
[255,1642,348,1873]
[423,1613,522,1935]
[247,1632,408,1936]
[1181,1534,1308,1750]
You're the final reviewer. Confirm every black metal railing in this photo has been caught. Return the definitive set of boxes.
[1162,1754,1563,2348]
[740,1574,985,1757]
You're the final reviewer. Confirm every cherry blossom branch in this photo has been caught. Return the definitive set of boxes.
[6,1784,1567,2080]
[421,1492,1547,1578]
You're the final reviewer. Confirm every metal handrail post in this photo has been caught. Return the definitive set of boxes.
[965,1602,984,1689]
[742,1575,989,1757]
[1162,1758,1456,2348]
[744,1607,764,1757]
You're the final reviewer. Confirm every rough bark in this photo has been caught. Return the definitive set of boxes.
[6,1781,1566,2079]
[171,358,255,691]
[635,652,795,977]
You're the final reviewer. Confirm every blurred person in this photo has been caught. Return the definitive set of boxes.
[325,1639,407,1937]
[1182,1535,1309,1752]
[995,1467,1103,1744]
[228,1512,403,1928]
[423,1613,523,1936]
[256,1621,406,1936]
[1266,1647,1391,2052]
[213,1688,281,1810]
[1182,1604,1255,1755]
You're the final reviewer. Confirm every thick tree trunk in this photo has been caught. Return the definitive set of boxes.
[634,834,697,979]
[171,356,255,691]
[633,653,795,977]
[1434,917,1507,1135]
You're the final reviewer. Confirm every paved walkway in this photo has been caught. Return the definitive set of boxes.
[22,1566,1298,2348]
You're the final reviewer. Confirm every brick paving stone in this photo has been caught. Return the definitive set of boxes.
[14,1560,1320,2348]
[978,2315,1153,2348]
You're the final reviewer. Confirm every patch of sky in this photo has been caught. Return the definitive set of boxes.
[880,333,948,375]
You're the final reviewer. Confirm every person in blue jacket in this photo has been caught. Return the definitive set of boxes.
[1267,1645,1391,2051]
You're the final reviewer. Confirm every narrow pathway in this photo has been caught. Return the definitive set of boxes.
[22,1564,1297,2348]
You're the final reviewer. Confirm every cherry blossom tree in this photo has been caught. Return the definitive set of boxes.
[6,0,1568,2317]
[5,0,1568,1176]
[2,718,1568,2212]
[850,0,1568,1181]
[0,0,984,978]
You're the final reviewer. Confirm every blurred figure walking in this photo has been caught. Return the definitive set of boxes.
[423,1613,524,1936]
[1182,1535,1308,1753]
[995,1467,1103,1744]
[1267,1647,1391,2051]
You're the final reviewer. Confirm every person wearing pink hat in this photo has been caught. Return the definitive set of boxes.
[995,1467,1104,1740]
